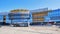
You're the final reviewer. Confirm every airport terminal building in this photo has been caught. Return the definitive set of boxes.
[0,8,60,26]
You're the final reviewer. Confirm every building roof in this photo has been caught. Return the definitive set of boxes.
[30,8,48,13]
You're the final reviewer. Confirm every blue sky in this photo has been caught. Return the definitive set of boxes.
[0,0,60,12]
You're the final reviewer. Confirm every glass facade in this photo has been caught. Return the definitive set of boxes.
[45,9,60,22]
[8,12,30,24]
[0,15,3,22]
[6,16,11,23]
